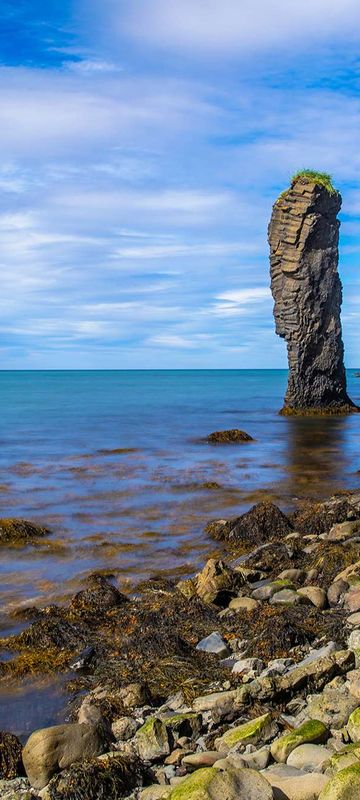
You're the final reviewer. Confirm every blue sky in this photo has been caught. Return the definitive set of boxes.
[1,0,360,369]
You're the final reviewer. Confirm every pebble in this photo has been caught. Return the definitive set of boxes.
[196,632,229,656]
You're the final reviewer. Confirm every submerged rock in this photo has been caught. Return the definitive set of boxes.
[207,429,254,444]
[0,518,50,544]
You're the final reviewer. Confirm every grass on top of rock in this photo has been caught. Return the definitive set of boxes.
[291,169,337,195]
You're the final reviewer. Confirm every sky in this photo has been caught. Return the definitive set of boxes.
[1,1,360,369]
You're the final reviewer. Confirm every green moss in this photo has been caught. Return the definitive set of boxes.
[216,712,271,749]
[168,768,217,800]
[319,762,360,798]
[291,169,337,194]
[271,579,296,590]
[271,719,328,762]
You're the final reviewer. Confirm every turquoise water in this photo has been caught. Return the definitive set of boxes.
[0,368,359,734]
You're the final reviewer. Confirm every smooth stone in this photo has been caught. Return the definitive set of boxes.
[167,767,273,800]
[287,744,332,772]
[277,569,305,583]
[193,689,243,712]
[182,752,222,770]
[140,787,172,800]
[318,763,360,799]
[335,561,360,585]
[22,723,109,791]
[267,771,329,800]
[228,597,259,612]
[345,590,360,613]
[271,720,328,763]
[327,521,360,542]
[297,586,327,609]
[252,585,275,601]
[241,745,270,770]
[231,657,263,677]
[327,581,349,607]
[196,632,229,656]
[270,589,302,606]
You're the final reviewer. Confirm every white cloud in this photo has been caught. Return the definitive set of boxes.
[121,0,360,54]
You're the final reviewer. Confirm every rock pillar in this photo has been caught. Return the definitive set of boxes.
[268,176,356,414]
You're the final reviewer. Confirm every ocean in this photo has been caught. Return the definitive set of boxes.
[0,368,359,734]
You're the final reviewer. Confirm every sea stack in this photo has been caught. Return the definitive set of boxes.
[268,171,356,414]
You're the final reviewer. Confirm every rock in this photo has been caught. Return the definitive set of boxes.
[225,502,293,545]
[287,744,333,772]
[0,518,50,544]
[0,732,23,780]
[207,429,254,444]
[347,613,360,626]
[241,745,270,770]
[335,561,360,585]
[268,175,355,414]
[140,786,172,800]
[252,584,275,601]
[318,763,360,799]
[346,670,360,700]
[196,632,228,656]
[266,770,329,799]
[192,688,247,713]
[176,578,197,600]
[306,689,359,729]
[228,597,259,612]
[326,745,360,774]
[111,716,140,741]
[42,752,141,800]
[167,766,273,800]
[215,712,273,752]
[347,630,360,650]
[231,657,263,677]
[344,590,360,613]
[209,687,249,724]
[182,752,222,769]
[161,712,202,741]
[271,720,328,763]
[69,574,128,618]
[278,646,355,694]
[347,708,360,742]
[327,521,360,542]
[116,682,150,709]
[297,586,327,609]
[278,569,305,582]
[22,722,109,790]
[135,718,170,761]
[328,580,349,607]
[195,559,237,606]
[270,589,302,606]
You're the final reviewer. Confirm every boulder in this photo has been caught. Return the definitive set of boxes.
[22,722,109,790]
[271,720,328,763]
[196,559,237,606]
[192,688,247,713]
[270,589,302,606]
[266,770,329,800]
[347,708,360,742]
[297,586,327,609]
[111,716,139,741]
[318,763,360,799]
[306,689,359,729]
[344,590,360,613]
[277,647,354,694]
[167,766,273,800]
[286,744,333,772]
[116,682,149,709]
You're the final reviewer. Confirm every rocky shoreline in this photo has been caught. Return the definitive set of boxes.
[2,489,360,799]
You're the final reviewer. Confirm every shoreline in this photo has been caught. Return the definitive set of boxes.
[2,487,360,798]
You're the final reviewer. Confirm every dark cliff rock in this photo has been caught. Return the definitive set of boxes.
[268,175,356,414]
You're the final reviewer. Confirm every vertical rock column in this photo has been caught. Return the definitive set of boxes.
[268,177,356,414]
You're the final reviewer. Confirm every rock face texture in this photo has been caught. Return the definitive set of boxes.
[268,177,356,414]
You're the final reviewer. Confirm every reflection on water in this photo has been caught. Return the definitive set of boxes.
[0,369,359,732]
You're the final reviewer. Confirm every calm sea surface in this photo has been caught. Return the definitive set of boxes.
[0,369,359,734]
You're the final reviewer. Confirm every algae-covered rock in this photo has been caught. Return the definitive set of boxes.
[161,712,202,741]
[207,429,254,444]
[0,778,32,800]
[69,575,128,618]
[347,707,360,742]
[319,763,360,799]
[0,518,50,544]
[215,712,272,752]
[225,501,293,545]
[135,717,170,761]
[167,766,272,800]
[327,744,360,774]
[271,719,328,763]
[0,732,24,780]
[22,722,110,790]
[43,752,141,800]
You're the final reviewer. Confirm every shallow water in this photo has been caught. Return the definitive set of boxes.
[0,369,359,733]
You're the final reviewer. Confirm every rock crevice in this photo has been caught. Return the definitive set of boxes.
[268,177,356,414]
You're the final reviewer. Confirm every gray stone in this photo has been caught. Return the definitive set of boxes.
[347,613,360,626]
[112,716,140,741]
[306,688,359,729]
[266,770,329,799]
[135,718,170,761]
[297,586,327,609]
[196,632,228,656]
[269,176,355,413]
[286,744,332,772]
[270,589,302,606]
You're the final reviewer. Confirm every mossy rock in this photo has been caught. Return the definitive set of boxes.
[347,707,360,742]
[161,712,202,740]
[271,719,328,763]
[167,766,273,800]
[215,713,272,752]
[327,743,360,773]
[0,518,50,544]
[135,717,170,761]
[319,762,360,799]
